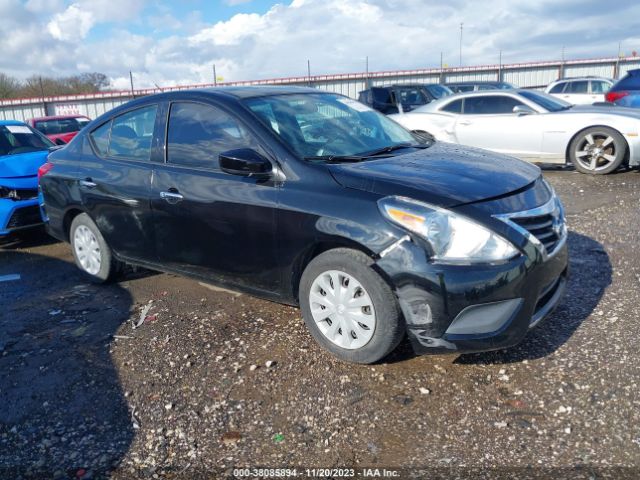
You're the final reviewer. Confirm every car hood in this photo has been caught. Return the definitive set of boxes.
[0,150,48,189]
[563,104,640,119]
[327,142,541,208]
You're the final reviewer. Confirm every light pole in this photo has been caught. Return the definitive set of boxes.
[459,22,463,67]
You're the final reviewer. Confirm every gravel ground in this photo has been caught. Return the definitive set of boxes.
[1,167,639,479]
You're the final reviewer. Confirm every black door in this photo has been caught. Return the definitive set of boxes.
[81,104,158,262]
[150,101,280,294]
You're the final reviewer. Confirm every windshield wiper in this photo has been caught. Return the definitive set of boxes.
[359,142,429,157]
[304,154,370,163]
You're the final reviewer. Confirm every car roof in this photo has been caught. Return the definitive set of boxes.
[445,81,504,86]
[550,77,612,82]
[172,85,320,99]
[30,115,90,122]
[0,120,27,126]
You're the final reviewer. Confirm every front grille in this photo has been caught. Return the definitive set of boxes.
[11,189,39,201]
[6,205,42,230]
[495,195,567,257]
[511,213,561,254]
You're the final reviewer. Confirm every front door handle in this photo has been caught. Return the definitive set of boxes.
[160,191,184,204]
[79,179,97,189]
[458,120,473,126]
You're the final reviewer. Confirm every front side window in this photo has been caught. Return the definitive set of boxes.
[108,105,157,160]
[0,124,54,156]
[245,93,419,159]
[396,87,428,106]
[549,82,566,94]
[167,102,259,169]
[462,96,524,114]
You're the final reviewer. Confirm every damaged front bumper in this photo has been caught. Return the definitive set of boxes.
[375,235,568,355]
[0,197,43,236]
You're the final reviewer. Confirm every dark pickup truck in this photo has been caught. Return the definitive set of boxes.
[357,84,452,114]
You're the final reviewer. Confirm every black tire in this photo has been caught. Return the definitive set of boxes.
[299,248,404,364]
[69,213,122,283]
[569,126,627,175]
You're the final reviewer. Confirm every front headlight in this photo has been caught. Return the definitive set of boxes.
[378,196,519,263]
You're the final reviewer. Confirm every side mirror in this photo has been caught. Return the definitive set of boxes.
[219,148,272,177]
[513,105,536,116]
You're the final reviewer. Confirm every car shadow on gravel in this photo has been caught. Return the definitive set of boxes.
[0,228,59,250]
[455,231,611,365]
[0,250,135,478]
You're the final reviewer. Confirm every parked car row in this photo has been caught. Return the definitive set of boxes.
[5,69,638,363]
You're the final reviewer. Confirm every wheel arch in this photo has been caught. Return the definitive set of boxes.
[290,238,376,304]
[62,207,88,242]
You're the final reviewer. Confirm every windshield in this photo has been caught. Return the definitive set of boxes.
[519,90,571,112]
[0,124,54,156]
[244,93,421,159]
[425,84,453,99]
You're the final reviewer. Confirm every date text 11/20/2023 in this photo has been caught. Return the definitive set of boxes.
[232,468,401,477]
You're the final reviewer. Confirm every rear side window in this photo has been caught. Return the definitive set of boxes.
[90,121,111,156]
[549,82,566,94]
[441,99,463,113]
[167,102,258,169]
[564,81,588,93]
[109,106,157,160]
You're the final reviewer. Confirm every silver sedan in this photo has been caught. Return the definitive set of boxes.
[390,89,640,174]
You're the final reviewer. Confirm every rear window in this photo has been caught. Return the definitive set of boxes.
[34,117,87,135]
[0,124,54,156]
[612,72,640,91]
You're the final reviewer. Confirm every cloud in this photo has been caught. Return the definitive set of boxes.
[3,0,640,90]
[47,4,94,40]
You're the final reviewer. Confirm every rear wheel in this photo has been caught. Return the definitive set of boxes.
[299,248,404,364]
[70,213,121,283]
[569,127,627,174]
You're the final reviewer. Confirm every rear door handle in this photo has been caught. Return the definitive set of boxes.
[160,191,184,203]
[79,179,97,189]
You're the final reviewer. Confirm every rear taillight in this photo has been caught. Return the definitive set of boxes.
[605,91,629,103]
[38,162,54,180]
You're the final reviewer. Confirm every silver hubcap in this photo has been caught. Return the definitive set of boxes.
[309,270,376,350]
[574,133,618,171]
[73,225,102,275]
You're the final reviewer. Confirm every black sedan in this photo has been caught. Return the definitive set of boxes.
[39,86,568,364]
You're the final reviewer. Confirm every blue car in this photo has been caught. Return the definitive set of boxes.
[0,120,53,236]
[606,68,640,107]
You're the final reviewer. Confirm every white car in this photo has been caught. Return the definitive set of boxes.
[545,77,613,105]
[390,89,640,174]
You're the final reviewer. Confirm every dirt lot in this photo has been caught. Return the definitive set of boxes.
[1,167,639,479]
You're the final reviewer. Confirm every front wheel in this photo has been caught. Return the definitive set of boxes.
[70,213,121,283]
[569,127,627,174]
[299,248,404,364]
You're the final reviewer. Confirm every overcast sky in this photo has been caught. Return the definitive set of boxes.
[3,0,640,89]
